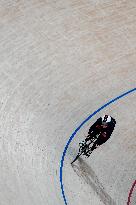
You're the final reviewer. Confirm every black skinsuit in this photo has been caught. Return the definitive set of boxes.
[87,117,116,151]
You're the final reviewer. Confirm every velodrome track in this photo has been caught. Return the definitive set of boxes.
[0,0,135,205]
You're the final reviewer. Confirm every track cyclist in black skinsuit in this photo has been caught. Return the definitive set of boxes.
[85,114,116,157]
[71,115,116,164]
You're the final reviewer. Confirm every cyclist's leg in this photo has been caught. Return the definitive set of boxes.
[85,132,96,142]
[90,141,98,151]
[91,137,105,151]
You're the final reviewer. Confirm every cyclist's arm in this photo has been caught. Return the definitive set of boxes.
[104,121,116,138]
[88,118,102,134]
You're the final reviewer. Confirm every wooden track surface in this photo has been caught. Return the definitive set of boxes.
[0,0,135,204]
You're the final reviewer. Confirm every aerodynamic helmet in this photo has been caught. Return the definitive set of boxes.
[102,115,111,125]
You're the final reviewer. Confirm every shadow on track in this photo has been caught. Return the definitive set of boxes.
[71,157,116,205]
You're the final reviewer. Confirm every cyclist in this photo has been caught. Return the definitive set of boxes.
[85,115,116,156]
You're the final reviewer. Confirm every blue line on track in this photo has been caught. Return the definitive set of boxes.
[60,88,136,205]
